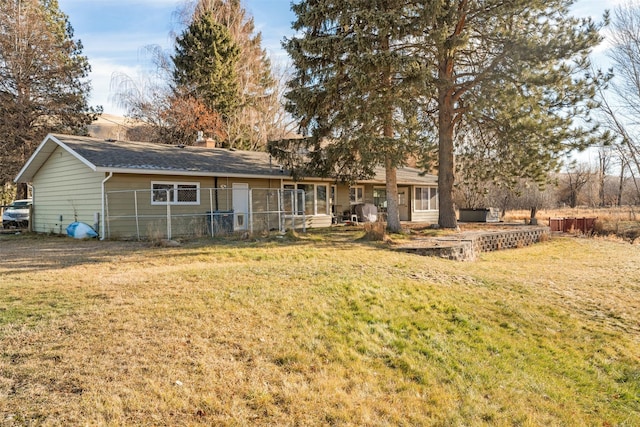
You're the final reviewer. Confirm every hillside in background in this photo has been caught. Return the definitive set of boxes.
[87,114,139,141]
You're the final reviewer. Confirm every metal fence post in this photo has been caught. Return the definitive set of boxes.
[209,188,214,236]
[301,190,306,233]
[134,190,140,241]
[166,189,171,240]
[278,189,283,232]
[249,189,254,235]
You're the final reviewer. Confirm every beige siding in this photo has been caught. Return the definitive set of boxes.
[29,147,439,238]
[332,184,372,214]
[32,146,104,234]
[284,215,333,230]
[106,174,281,192]
[411,211,439,223]
[104,174,284,238]
[333,185,351,219]
[362,185,376,204]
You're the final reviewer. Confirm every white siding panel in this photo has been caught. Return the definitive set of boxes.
[32,146,104,234]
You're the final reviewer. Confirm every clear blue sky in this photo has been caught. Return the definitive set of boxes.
[57,0,619,116]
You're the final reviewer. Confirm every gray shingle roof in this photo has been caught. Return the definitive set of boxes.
[56,134,287,177]
[16,134,437,185]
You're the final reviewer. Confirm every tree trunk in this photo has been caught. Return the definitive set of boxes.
[385,158,401,233]
[16,183,29,200]
[437,81,458,229]
[381,33,402,233]
[618,160,625,207]
[598,149,607,207]
[569,190,577,208]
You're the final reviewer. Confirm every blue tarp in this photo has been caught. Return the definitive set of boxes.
[66,222,98,239]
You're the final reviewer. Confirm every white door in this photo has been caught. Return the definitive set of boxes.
[232,183,249,230]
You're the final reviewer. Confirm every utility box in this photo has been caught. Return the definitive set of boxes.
[206,210,234,235]
[458,208,500,223]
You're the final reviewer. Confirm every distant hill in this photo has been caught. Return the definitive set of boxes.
[87,114,142,141]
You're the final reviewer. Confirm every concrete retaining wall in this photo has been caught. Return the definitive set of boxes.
[397,226,550,261]
[465,227,549,253]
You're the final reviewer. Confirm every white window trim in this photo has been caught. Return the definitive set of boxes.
[315,184,330,216]
[350,185,364,205]
[151,181,200,205]
[373,186,387,209]
[414,186,439,211]
[283,182,330,216]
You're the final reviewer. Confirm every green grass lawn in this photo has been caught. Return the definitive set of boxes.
[0,231,638,426]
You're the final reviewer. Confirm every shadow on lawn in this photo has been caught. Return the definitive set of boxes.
[0,228,385,276]
[0,234,149,276]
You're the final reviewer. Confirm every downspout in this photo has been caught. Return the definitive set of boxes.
[101,172,113,240]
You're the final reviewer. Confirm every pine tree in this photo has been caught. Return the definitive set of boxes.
[275,0,426,232]
[184,0,282,149]
[416,0,603,228]
[113,0,284,150]
[280,0,603,229]
[0,0,99,197]
[172,12,240,121]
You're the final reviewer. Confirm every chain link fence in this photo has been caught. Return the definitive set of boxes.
[105,188,306,240]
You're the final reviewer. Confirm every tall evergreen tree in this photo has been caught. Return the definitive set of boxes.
[274,0,425,232]
[0,0,99,198]
[418,0,603,228]
[113,1,284,149]
[279,0,603,229]
[173,12,240,121]
[183,0,282,149]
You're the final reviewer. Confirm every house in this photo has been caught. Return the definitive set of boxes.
[15,134,439,239]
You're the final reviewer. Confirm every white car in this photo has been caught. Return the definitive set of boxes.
[2,199,32,229]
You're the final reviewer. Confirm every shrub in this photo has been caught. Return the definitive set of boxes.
[362,221,387,241]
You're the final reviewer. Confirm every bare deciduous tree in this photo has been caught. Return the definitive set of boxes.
[560,163,593,208]
[596,2,640,203]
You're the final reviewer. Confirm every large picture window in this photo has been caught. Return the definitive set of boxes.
[284,183,330,215]
[298,184,314,215]
[152,182,200,205]
[415,187,438,211]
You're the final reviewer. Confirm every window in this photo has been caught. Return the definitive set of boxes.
[283,184,296,213]
[284,183,330,215]
[415,187,438,211]
[350,186,364,204]
[373,188,387,210]
[399,189,407,206]
[152,182,200,205]
[152,183,173,203]
[298,184,314,215]
[316,185,328,215]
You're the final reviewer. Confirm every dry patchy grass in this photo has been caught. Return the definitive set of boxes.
[0,231,638,426]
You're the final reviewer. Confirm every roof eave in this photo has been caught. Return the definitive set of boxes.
[14,134,98,183]
[94,167,292,181]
